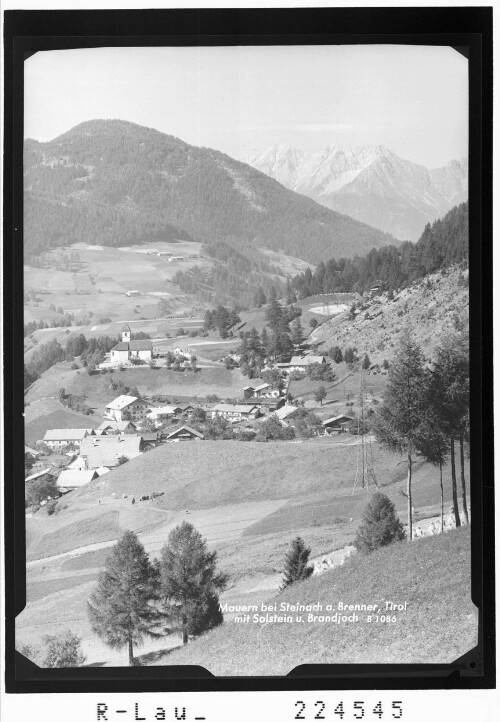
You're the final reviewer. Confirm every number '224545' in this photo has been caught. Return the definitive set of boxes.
[294,700,403,719]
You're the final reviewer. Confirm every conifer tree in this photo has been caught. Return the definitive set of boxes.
[354,492,406,554]
[87,531,160,665]
[280,537,314,590]
[373,332,428,540]
[290,317,304,346]
[159,522,227,645]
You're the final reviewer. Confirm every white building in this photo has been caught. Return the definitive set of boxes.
[41,428,93,449]
[110,325,153,364]
[104,395,150,422]
[211,403,259,421]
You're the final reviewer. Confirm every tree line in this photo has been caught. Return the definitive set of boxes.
[373,325,469,539]
[289,202,468,298]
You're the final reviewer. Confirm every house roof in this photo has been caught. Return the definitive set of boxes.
[112,340,152,352]
[147,405,182,416]
[253,383,270,392]
[79,434,142,468]
[166,425,204,440]
[273,404,299,420]
[43,428,91,442]
[141,432,158,442]
[113,342,130,351]
[322,415,354,426]
[25,468,54,482]
[289,355,326,366]
[25,445,40,457]
[57,469,98,488]
[105,395,139,410]
[98,420,136,431]
[122,324,131,332]
[212,404,258,414]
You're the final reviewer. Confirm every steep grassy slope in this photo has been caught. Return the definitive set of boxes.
[24,119,395,263]
[158,527,475,673]
[310,266,468,364]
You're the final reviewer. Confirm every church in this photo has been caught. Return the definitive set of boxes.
[110,324,153,364]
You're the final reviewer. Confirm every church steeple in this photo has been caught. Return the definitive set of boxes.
[121,324,131,343]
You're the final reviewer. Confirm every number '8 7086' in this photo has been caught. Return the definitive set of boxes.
[294,700,403,720]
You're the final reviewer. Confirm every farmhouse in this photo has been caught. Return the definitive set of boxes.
[125,290,140,297]
[166,425,204,442]
[97,420,138,434]
[273,404,299,422]
[79,434,142,469]
[147,405,183,423]
[110,325,153,364]
[242,398,285,413]
[57,469,98,492]
[322,415,353,433]
[157,251,172,257]
[211,403,260,421]
[104,395,150,422]
[41,428,93,450]
[243,382,281,399]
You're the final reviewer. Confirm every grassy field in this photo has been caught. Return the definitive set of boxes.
[25,363,250,411]
[24,397,102,445]
[24,241,210,326]
[155,527,475,673]
[18,433,470,666]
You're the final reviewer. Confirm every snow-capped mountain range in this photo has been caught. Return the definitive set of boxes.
[247,144,468,241]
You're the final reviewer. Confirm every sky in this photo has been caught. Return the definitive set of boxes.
[25,44,468,168]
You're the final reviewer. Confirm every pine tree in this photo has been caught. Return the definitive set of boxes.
[362,353,371,370]
[87,531,160,665]
[373,332,428,541]
[159,522,227,645]
[280,537,314,590]
[290,317,304,346]
[354,492,406,553]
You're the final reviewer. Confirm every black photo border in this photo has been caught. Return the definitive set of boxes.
[3,6,494,693]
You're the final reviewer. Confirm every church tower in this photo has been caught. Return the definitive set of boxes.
[121,324,131,343]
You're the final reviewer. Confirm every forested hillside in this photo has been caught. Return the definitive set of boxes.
[290,202,468,297]
[24,119,395,263]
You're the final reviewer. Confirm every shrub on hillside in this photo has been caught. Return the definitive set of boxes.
[280,536,314,590]
[354,492,406,554]
[19,630,86,667]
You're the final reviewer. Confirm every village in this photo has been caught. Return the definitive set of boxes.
[25,323,360,506]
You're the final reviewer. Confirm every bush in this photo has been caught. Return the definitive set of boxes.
[19,630,86,667]
[280,536,314,590]
[70,362,79,370]
[46,499,58,516]
[354,492,406,554]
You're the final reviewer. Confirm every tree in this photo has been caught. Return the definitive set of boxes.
[159,522,227,645]
[414,408,448,532]
[19,630,86,668]
[428,330,470,526]
[255,415,295,442]
[362,353,371,371]
[25,474,59,508]
[290,317,304,346]
[314,386,327,406]
[309,318,319,329]
[329,346,343,364]
[280,536,314,590]
[354,492,406,554]
[373,332,428,541]
[87,531,160,665]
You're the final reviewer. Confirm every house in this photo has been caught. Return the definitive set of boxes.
[79,434,142,469]
[169,256,184,261]
[66,455,87,471]
[273,404,299,422]
[166,425,204,442]
[157,251,173,257]
[249,397,285,413]
[243,382,281,399]
[173,347,193,360]
[288,355,328,370]
[97,420,138,434]
[110,325,153,364]
[146,405,183,423]
[25,468,54,483]
[322,415,354,433]
[25,445,40,465]
[141,431,159,445]
[211,403,259,421]
[178,403,195,416]
[104,395,150,422]
[126,290,140,297]
[41,428,93,450]
[57,469,98,492]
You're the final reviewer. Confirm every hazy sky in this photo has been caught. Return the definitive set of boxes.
[25,45,468,168]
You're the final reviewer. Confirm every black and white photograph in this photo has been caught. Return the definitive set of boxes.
[9,24,490,683]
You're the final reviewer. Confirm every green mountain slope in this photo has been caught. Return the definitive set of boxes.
[24,119,396,263]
